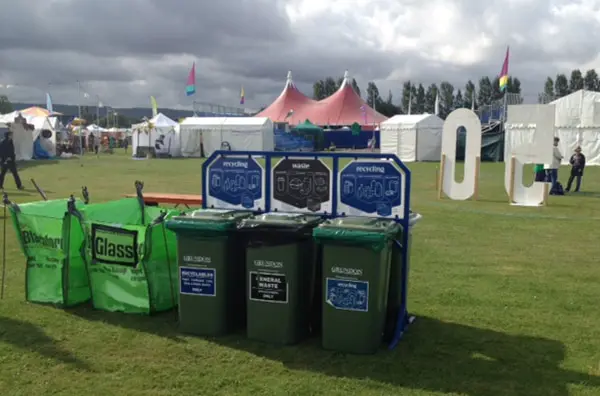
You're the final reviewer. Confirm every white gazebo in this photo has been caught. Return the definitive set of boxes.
[132,113,181,157]
[380,113,444,162]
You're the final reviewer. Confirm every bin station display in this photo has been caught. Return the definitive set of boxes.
[7,150,420,354]
[168,150,420,353]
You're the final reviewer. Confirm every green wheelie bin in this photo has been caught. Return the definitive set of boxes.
[313,216,402,354]
[166,209,253,336]
[237,212,323,345]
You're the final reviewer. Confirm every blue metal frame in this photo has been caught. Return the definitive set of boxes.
[201,150,414,349]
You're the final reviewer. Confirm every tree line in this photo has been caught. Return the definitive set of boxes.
[312,76,522,119]
[541,69,599,102]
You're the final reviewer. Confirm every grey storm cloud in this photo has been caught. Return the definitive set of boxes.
[0,0,599,111]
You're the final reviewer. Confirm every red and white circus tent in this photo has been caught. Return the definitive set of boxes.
[256,70,387,128]
[255,71,317,125]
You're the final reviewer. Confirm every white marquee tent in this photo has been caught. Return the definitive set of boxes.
[132,113,181,157]
[179,117,274,157]
[380,114,444,162]
[0,111,59,159]
[504,90,600,165]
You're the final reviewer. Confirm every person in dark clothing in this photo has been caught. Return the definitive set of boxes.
[566,146,585,192]
[0,131,24,190]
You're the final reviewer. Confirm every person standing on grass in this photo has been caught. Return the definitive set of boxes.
[566,146,586,192]
[0,131,24,190]
[545,137,563,194]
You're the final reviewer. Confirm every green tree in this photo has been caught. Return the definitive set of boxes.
[554,74,569,97]
[439,81,454,118]
[424,84,438,114]
[491,77,503,100]
[401,81,413,114]
[477,77,493,105]
[376,90,400,117]
[539,77,554,103]
[569,69,584,92]
[584,69,599,90]
[312,80,326,100]
[464,80,476,109]
[365,82,382,108]
[323,77,338,97]
[509,77,522,94]
[544,77,554,97]
[0,95,13,114]
[415,84,426,114]
[454,90,463,109]
[314,76,362,100]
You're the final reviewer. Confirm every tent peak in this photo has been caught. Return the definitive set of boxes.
[339,70,350,88]
[285,70,294,88]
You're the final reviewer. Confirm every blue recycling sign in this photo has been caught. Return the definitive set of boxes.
[325,278,369,312]
[206,157,264,209]
[180,267,216,296]
[338,161,402,217]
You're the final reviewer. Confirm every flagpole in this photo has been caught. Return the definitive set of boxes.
[503,91,508,122]
[77,80,83,160]
[77,80,81,118]
[96,95,100,125]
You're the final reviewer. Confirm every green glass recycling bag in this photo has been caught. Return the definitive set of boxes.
[78,198,179,314]
[9,199,90,306]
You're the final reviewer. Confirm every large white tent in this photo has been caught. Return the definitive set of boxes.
[132,113,181,157]
[504,90,600,165]
[380,114,444,162]
[179,117,274,157]
[0,111,59,159]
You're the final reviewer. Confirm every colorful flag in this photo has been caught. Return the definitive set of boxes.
[150,96,158,116]
[240,86,245,105]
[186,62,196,96]
[499,46,509,92]
[46,93,53,113]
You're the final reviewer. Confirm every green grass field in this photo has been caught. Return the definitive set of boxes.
[1,151,599,396]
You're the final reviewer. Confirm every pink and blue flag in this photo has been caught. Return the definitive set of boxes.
[186,62,196,96]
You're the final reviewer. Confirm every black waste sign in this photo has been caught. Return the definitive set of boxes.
[249,272,288,303]
[272,159,330,212]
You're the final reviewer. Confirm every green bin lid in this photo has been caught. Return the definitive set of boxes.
[240,212,323,227]
[313,216,401,251]
[316,216,400,233]
[166,209,253,232]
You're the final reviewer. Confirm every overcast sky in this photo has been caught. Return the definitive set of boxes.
[0,0,598,111]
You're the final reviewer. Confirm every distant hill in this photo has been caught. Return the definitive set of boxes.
[11,102,195,122]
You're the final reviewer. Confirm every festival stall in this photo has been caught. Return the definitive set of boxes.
[179,116,274,157]
[132,113,180,157]
[380,114,444,162]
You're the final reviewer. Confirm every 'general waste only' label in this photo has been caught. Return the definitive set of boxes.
[249,272,288,303]
[180,267,216,297]
[325,278,368,312]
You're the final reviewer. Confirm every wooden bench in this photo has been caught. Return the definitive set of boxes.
[124,193,203,209]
